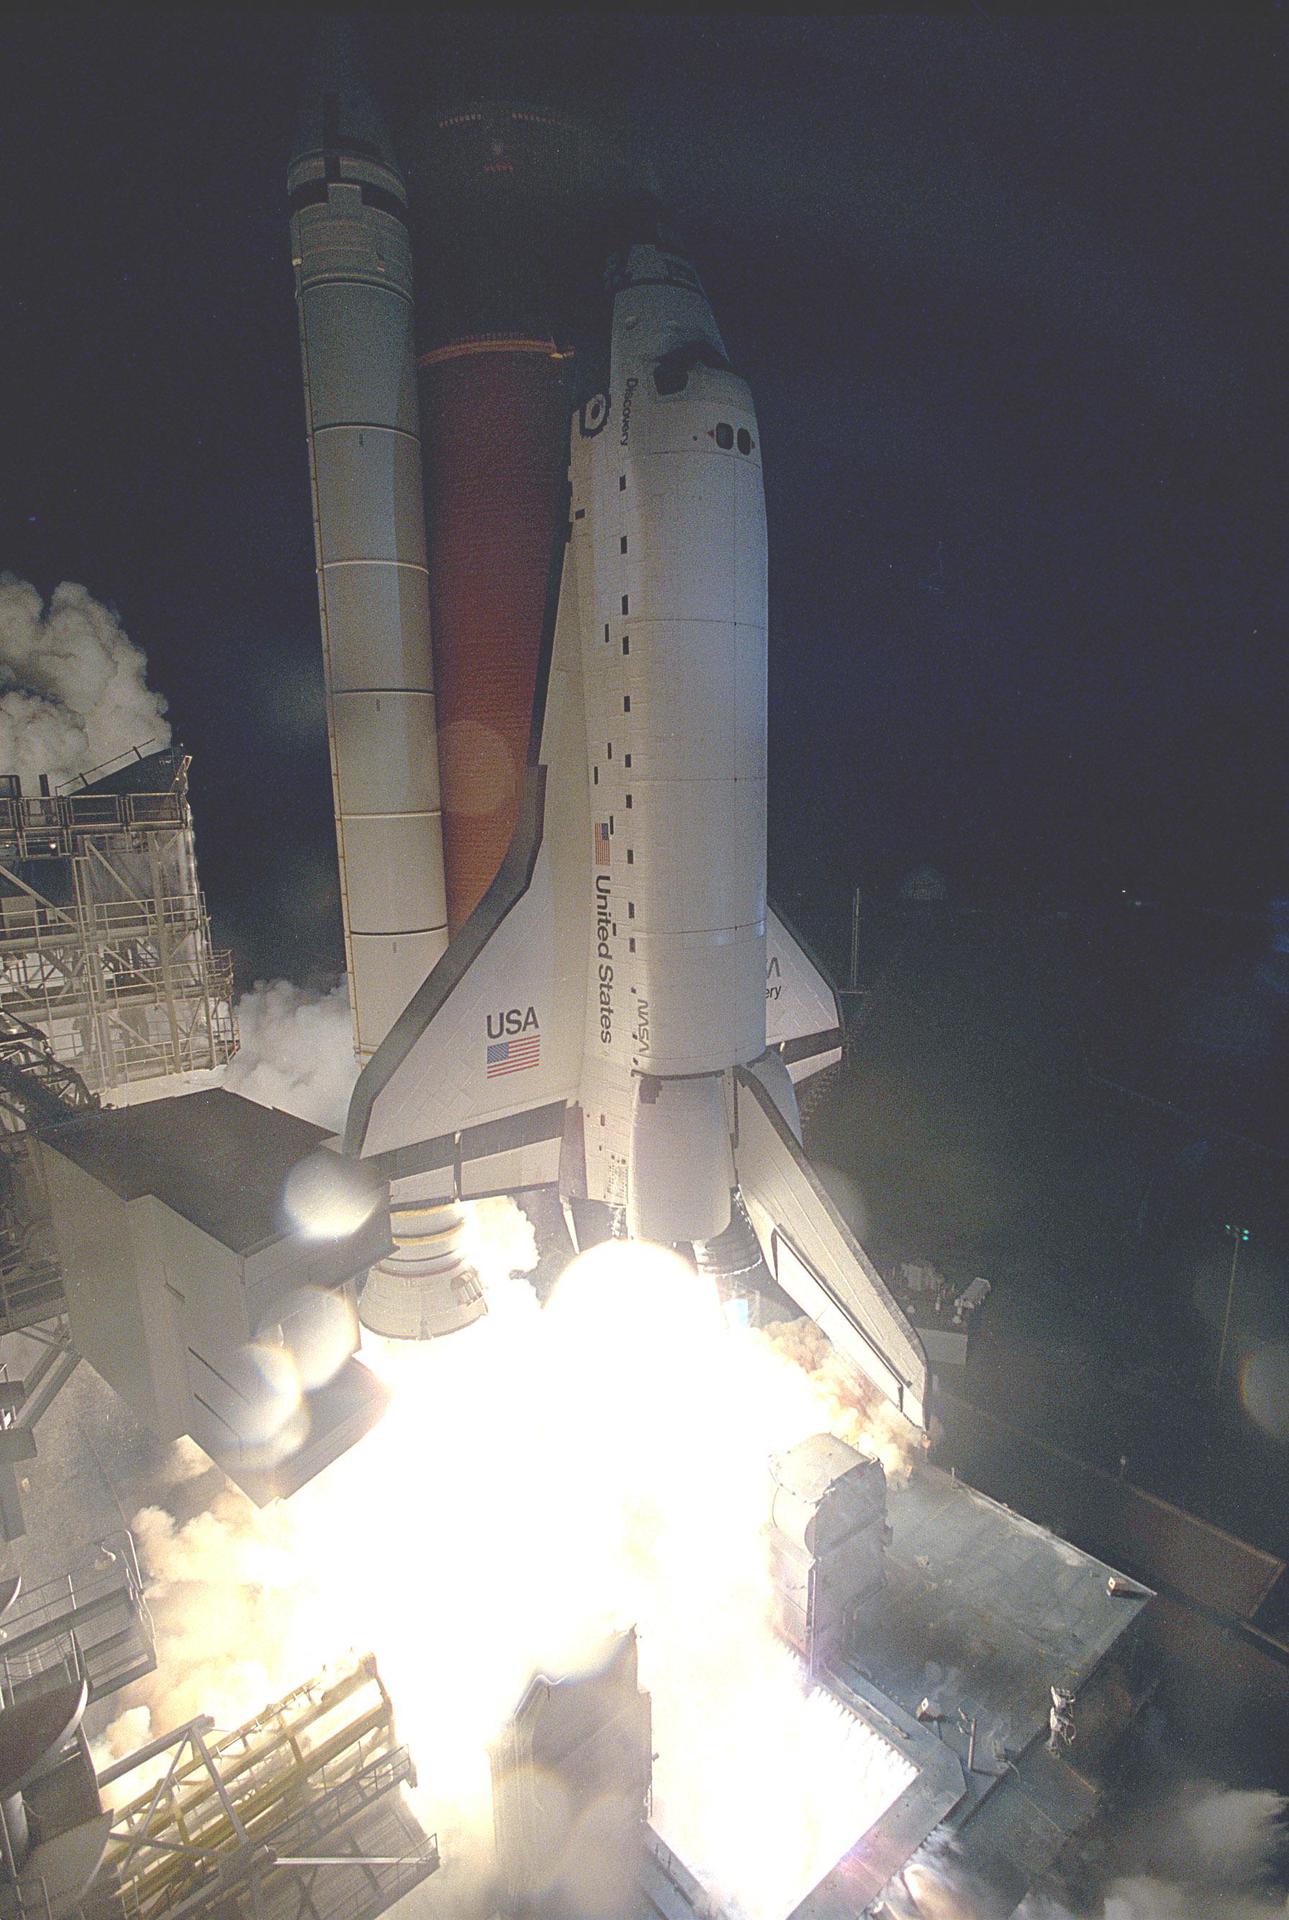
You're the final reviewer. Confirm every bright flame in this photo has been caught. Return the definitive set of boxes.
[119,1206,914,1920]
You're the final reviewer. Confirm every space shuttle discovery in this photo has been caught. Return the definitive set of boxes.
[339,214,928,1428]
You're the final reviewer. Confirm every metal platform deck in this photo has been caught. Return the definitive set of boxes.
[833,1463,1154,1915]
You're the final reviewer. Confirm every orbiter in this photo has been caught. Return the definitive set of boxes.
[342,211,928,1428]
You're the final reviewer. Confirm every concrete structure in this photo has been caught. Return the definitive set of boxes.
[36,1090,389,1499]
[633,1458,1155,1920]
[768,1433,887,1674]
[492,1632,652,1920]
[829,1466,1156,1917]
[889,1267,991,1371]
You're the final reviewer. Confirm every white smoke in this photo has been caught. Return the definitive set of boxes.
[90,1704,155,1779]
[1158,1785,1289,1890]
[1084,1783,1289,1920]
[0,576,170,788]
[217,977,357,1131]
[460,1191,541,1288]
[1092,1880,1288,1920]
[901,1781,1289,1920]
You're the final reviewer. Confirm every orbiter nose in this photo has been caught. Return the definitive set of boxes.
[608,187,683,253]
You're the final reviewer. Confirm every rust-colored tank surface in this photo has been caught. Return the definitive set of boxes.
[401,100,621,933]
[419,340,571,933]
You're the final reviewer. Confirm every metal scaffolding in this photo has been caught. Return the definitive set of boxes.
[0,1643,432,1920]
[96,1660,437,1920]
[0,1529,156,1708]
[0,752,236,1098]
[0,749,239,1534]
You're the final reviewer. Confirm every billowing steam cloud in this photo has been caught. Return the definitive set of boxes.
[170,977,356,1127]
[218,976,357,1130]
[0,576,170,788]
[1085,1781,1289,1920]
[896,1780,1289,1920]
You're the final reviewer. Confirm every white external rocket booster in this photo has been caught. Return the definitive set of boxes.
[288,51,484,1337]
[343,214,928,1427]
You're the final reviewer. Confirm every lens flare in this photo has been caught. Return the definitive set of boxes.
[1240,1341,1289,1441]
[122,1204,913,1920]
[282,1146,383,1240]
[264,1285,357,1391]
[205,1341,306,1465]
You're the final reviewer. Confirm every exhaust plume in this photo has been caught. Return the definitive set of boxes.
[763,1313,929,1482]
[107,1212,915,1920]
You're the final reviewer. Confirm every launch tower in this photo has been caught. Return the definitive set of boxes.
[0,748,237,1531]
[0,749,235,1098]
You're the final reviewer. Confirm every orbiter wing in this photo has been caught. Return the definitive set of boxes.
[734,1065,928,1427]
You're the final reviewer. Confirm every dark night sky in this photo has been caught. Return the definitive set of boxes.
[4,7,1285,991]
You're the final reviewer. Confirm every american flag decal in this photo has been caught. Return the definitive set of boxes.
[486,1032,541,1077]
[594,821,611,867]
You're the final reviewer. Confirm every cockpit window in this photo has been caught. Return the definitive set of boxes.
[653,339,731,395]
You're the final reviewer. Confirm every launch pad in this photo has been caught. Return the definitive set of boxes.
[0,1254,1155,1920]
[481,1429,1150,1920]
[0,33,1175,1920]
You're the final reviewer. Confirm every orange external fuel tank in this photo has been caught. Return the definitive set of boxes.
[406,102,614,933]
[418,337,571,932]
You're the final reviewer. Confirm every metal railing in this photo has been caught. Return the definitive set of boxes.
[0,791,185,861]
[1,945,232,1013]
[0,934,236,1092]
[0,1529,154,1706]
[0,1253,66,1335]
[53,740,171,796]
[105,1662,432,1920]
[0,894,211,947]
[0,1871,55,1920]
[0,748,237,1098]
